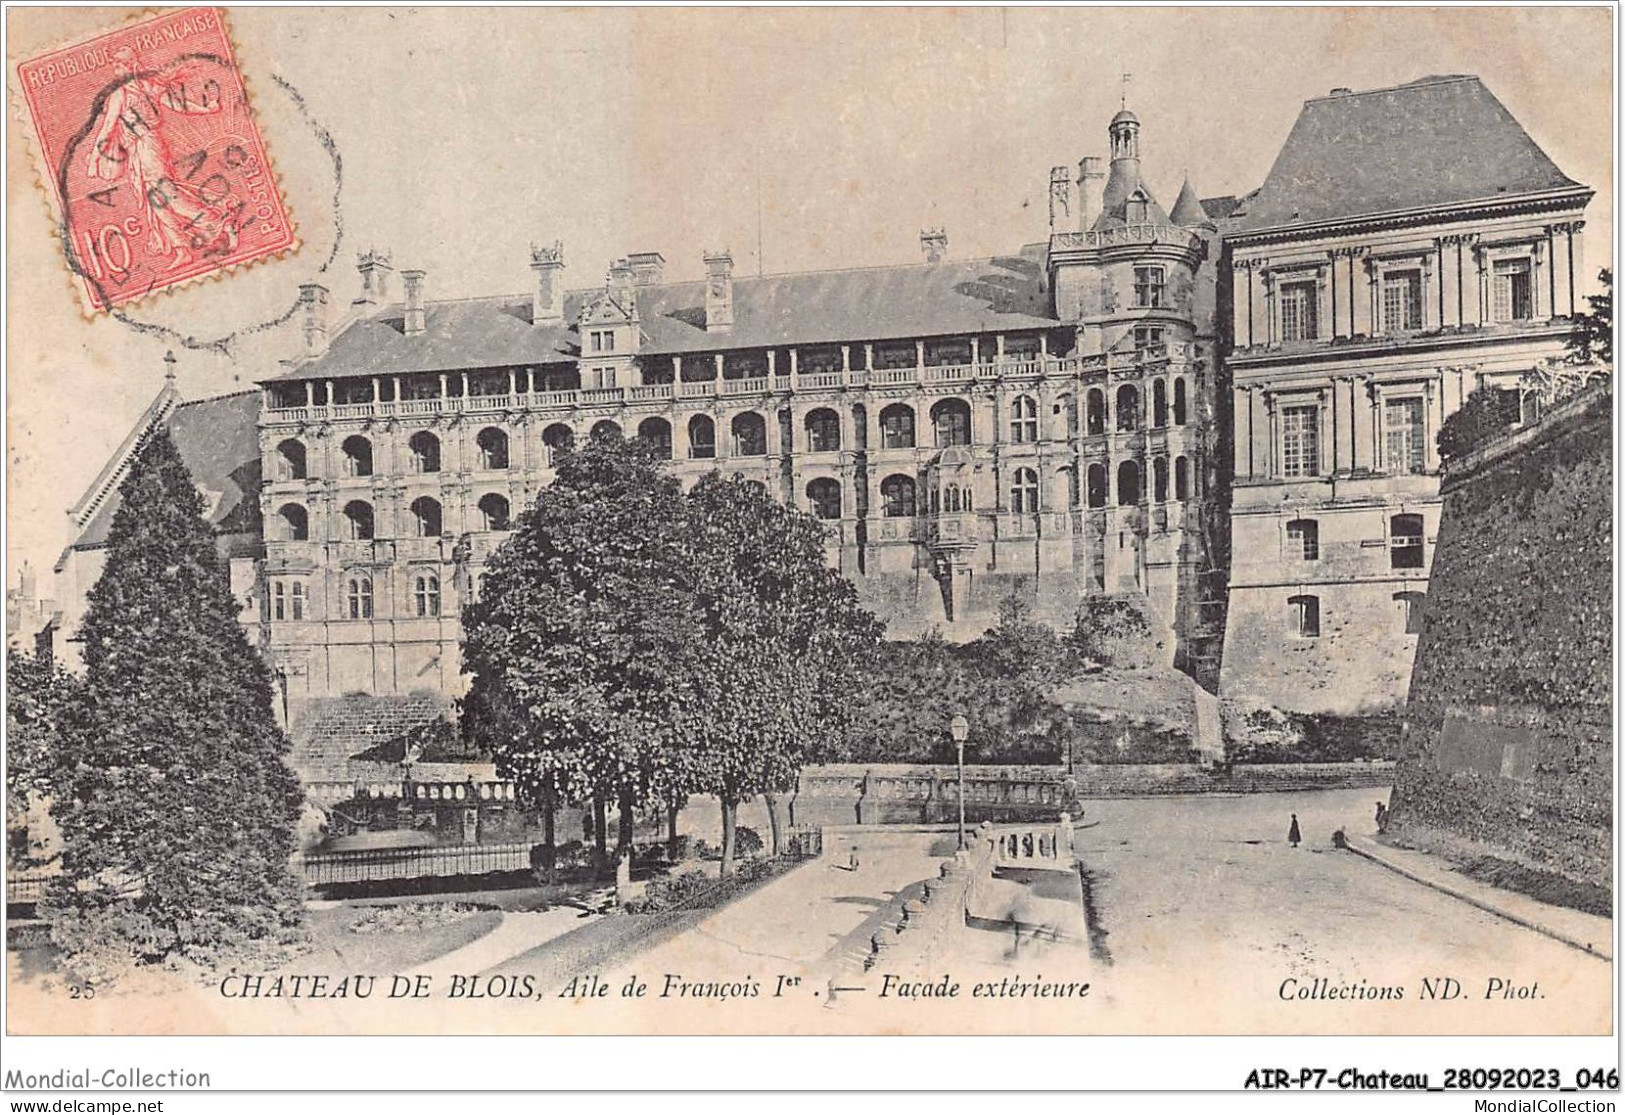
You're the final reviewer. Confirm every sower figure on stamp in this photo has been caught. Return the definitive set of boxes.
[85,46,241,271]
[1287,813,1301,848]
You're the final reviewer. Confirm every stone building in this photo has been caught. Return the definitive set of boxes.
[252,105,1223,709]
[1216,75,1593,715]
[46,75,1596,773]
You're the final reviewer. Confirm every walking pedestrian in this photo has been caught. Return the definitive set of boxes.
[1288,813,1301,848]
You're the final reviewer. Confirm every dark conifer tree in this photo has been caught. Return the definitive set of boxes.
[46,429,304,973]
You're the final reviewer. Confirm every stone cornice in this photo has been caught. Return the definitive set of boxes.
[1224,186,1594,249]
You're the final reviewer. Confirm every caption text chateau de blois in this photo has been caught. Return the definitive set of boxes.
[38,75,1594,771]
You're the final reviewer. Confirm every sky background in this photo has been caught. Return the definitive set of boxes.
[6,5,1613,603]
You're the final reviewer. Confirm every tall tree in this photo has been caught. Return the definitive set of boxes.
[5,648,76,865]
[461,432,705,874]
[680,474,882,876]
[45,429,304,974]
[1567,267,1613,366]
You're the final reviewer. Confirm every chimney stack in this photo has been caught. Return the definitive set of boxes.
[703,250,734,332]
[299,282,330,354]
[402,270,426,336]
[920,228,948,264]
[530,241,565,324]
[1078,157,1106,232]
[354,249,393,306]
[1048,166,1072,232]
[607,258,636,311]
[627,251,666,287]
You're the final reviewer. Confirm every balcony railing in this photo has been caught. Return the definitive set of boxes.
[263,351,1196,422]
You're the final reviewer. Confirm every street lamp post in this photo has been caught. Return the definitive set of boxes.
[950,713,969,850]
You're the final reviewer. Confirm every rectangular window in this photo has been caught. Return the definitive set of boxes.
[1391,514,1426,570]
[1278,281,1318,342]
[271,582,285,621]
[1383,397,1426,475]
[1133,325,1165,352]
[1280,405,1320,478]
[1133,266,1165,308]
[1493,260,1533,322]
[290,582,305,621]
[593,366,617,389]
[1286,519,1319,561]
[1381,269,1423,333]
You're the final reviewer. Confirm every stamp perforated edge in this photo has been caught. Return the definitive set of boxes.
[7,6,303,319]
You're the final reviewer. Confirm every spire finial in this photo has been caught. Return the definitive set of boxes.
[1121,71,1131,109]
[163,350,177,381]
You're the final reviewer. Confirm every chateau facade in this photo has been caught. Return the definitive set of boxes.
[48,75,1593,742]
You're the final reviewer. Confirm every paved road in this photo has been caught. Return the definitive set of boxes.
[576,788,1610,1034]
[1076,788,1612,1034]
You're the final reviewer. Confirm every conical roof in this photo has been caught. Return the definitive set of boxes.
[1170,178,1208,226]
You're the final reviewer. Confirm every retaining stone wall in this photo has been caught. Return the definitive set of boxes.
[1389,388,1612,891]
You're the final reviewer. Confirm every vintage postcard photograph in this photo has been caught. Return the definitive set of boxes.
[2,1,1616,1079]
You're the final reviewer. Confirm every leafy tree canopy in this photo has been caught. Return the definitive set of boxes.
[46,428,304,976]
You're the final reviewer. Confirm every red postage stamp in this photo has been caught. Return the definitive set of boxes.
[13,7,297,312]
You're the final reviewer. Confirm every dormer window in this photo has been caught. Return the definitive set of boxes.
[1493,259,1533,322]
[1133,266,1164,308]
[589,329,617,353]
[1127,198,1148,224]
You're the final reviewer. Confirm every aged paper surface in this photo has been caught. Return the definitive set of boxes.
[3,5,1614,1047]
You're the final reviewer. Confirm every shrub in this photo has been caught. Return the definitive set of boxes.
[1070,595,1164,669]
[734,826,764,859]
[621,870,719,914]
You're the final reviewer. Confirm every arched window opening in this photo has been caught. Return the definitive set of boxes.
[590,419,622,442]
[1286,518,1319,561]
[1115,385,1140,432]
[1153,380,1169,429]
[342,435,373,477]
[806,478,842,520]
[1152,456,1169,503]
[409,431,441,474]
[1173,378,1189,426]
[276,439,307,481]
[1391,514,1425,569]
[477,427,510,470]
[1011,467,1040,513]
[342,500,374,541]
[637,417,673,459]
[806,409,842,453]
[688,415,716,460]
[415,574,441,618]
[1087,463,1108,508]
[731,412,767,456]
[1116,460,1141,505]
[880,404,916,449]
[1288,594,1320,638]
[881,474,917,518]
[410,496,443,538]
[543,423,575,465]
[347,576,374,620]
[1086,388,1107,436]
[1394,591,1426,636]
[942,484,962,513]
[1174,456,1191,501]
[277,503,309,542]
[478,493,511,532]
[931,398,972,448]
[1010,395,1039,443]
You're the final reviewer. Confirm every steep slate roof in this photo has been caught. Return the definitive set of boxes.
[1232,75,1580,232]
[278,252,1057,381]
[70,390,262,556]
[1170,179,1209,226]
